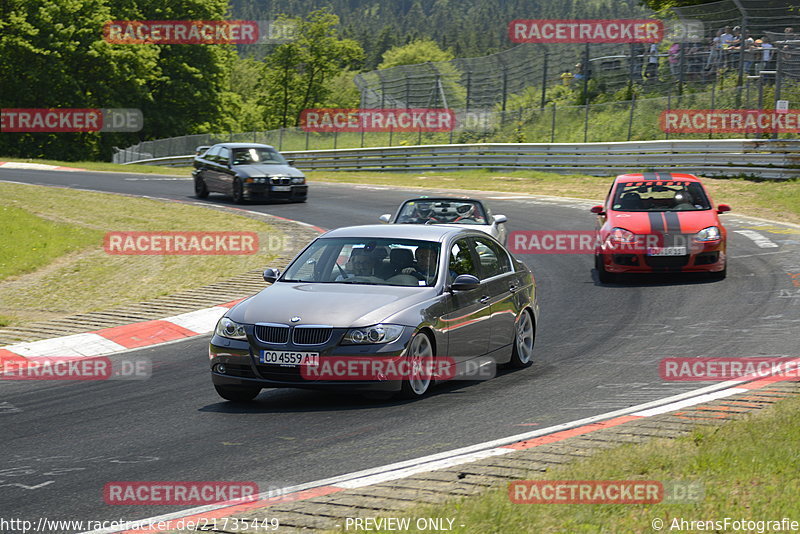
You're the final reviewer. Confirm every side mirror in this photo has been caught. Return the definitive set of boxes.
[493,214,508,224]
[263,268,280,283]
[287,159,296,167]
[717,203,731,214]
[590,205,606,215]
[451,274,481,291]
[378,214,392,223]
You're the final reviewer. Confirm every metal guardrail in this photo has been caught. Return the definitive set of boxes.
[125,140,800,179]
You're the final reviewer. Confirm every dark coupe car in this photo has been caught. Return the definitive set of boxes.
[192,143,307,203]
[210,225,538,401]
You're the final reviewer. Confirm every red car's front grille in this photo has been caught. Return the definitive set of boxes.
[644,256,690,268]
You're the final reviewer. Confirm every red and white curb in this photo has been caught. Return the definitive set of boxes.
[80,369,799,534]
[0,161,85,171]
[0,299,244,371]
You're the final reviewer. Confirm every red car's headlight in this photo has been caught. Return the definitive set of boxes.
[608,227,637,244]
[694,226,721,242]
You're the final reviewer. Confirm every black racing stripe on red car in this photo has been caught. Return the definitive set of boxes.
[648,212,665,236]
[664,211,682,234]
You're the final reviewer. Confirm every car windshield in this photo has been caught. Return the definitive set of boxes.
[612,181,711,212]
[231,147,287,166]
[395,200,487,225]
[281,237,441,287]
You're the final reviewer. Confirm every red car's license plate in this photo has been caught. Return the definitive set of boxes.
[647,247,687,256]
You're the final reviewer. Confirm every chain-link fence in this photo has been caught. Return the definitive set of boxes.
[115,2,800,164]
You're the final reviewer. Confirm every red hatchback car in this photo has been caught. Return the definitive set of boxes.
[591,172,731,282]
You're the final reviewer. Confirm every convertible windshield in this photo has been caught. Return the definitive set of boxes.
[396,200,487,225]
[281,237,441,287]
[231,147,287,166]
[612,181,711,212]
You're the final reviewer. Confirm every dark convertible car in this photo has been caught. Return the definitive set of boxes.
[192,142,307,203]
[210,225,538,401]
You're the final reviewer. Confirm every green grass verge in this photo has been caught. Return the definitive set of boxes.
[328,394,800,533]
[0,204,101,281]
[307,170,800,226]
[0,182,282,326]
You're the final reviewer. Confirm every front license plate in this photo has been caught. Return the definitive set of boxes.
[647,247,687,256]
[259,351,319,366]
[272,185,291,192]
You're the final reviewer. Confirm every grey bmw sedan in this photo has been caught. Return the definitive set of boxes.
[210,224,538,401]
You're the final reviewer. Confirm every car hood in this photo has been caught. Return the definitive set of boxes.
[607,210,721,235]
[234,165,305,178]
[228,282,437,327]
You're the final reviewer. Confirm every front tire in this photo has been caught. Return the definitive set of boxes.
[508,309,535,369]
[596,254,616,284]
[194,177,209,199]
[214,384,260,402]
[709,263,727,280]
[232,178,244,204]
[398,331,434,399]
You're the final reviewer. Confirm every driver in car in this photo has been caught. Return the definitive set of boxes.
[401,245,438,281]
[337,249,378,280]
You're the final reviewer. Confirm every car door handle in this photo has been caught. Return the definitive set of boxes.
[508,284,518,293]
[479,296,491,304]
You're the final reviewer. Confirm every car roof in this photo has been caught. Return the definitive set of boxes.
[615,172,702,183]
[320,224,481,241]
[210,143,277,150]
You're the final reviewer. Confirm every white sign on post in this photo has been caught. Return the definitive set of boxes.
[776,100,789,114]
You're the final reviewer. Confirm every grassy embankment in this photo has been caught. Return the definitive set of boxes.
[0,183,283,326]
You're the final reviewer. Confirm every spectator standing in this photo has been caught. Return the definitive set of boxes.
[645,43,659,82]
[668,43,681,76]
[742,37,756,75]
[706,29,723,73]
[758,36,775,82]
[720,26,735,69]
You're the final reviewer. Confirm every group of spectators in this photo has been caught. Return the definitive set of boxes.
[559,26,798,86]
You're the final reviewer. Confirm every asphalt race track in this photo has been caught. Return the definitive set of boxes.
[2,168,799,531]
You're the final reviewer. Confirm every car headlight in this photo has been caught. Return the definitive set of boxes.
[291,176,305,184]
[342,324,404,345]
[694,226,721,242]
[215,317,248,340]
[608,227,636,244]
[244,177,267,184]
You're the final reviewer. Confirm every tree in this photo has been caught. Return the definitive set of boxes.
[375,39,466,109]
[260,10,363,128]
[0,0,239,160]
[378,39,454,69]
[637,0,720,10]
